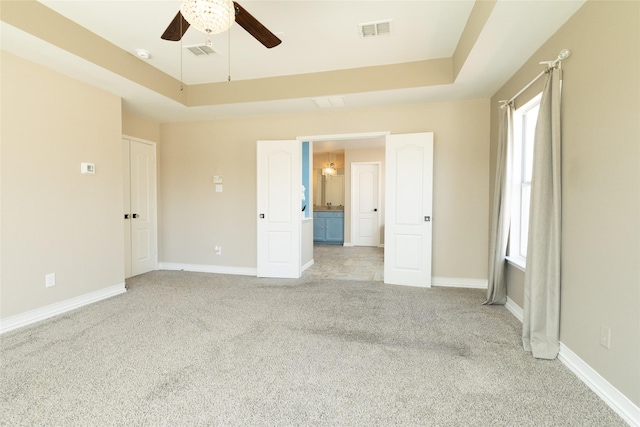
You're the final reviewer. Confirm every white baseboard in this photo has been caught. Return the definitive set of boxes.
[159,262,257,276]
[505,296,524,322]
[301,259,314,273]
[0,283,126,334]
[431,277,488,289]
[342,242,354,247]
[504,298,639,426]
[559,343,639,426]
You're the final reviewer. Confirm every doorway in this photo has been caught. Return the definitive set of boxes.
[307,132,388,279]
[256,132,433,287]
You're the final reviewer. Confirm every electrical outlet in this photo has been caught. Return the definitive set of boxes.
[45,273,56,288]
[600,325,611,349]
[215,245,222,255]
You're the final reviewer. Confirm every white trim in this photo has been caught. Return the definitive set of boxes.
[122,134,156,146]
[505,296,524,322]
[431,277,488,289]
[159,262,257,276]
[342,242,355,247]
[504,298,639,426]
[297,131,390,142]
[301,259,314,273]
[559,343,640,427]
[0,283,126,334]
[506,256,526,272]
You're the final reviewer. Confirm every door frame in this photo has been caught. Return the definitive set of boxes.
[350,161,382,247]
[122,135,158,279]
[257,131,433,288]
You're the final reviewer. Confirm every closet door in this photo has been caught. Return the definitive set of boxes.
[123,138,157,278]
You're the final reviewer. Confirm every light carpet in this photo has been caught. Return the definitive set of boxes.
[1,271,625,426]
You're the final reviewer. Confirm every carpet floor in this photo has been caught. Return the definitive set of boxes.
[1,271,626,426]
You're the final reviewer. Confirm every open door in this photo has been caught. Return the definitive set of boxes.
[123,137,157,278]
[257,140,301,278]
[384,133,433,287]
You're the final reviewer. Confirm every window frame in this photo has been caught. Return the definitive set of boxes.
[507,93,542,271]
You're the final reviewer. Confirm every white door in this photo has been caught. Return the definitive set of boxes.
[122,139,132,278]
[257,140,301,278]
[123,138,157,278]
[384,133,433,287]
[351,163,380,247]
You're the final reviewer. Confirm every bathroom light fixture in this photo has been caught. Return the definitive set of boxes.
[179,0,235,35]
[323,163,337,176]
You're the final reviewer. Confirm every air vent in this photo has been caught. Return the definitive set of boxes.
[312,96,346,109]
[358,20,392,38]
[184,45,216,56]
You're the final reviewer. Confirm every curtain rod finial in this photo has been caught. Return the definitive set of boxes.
[558,49,570,60]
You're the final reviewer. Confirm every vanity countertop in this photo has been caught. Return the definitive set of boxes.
[314,207,344,212]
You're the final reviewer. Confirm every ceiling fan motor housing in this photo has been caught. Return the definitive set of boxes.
[179,0,235,35]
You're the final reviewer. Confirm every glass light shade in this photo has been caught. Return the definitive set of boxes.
[323,163,336,176]
[179,0,235,35]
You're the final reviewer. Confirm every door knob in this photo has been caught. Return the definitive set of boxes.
[132,213,139,219]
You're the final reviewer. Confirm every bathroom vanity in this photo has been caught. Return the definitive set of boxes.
[313,210,344,244]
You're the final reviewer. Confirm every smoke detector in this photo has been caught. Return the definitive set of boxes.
[135,49,151,59]
[358,20,392,38]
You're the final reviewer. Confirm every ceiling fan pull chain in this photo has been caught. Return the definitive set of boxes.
[180,16,184,91]
[227,13,232,82]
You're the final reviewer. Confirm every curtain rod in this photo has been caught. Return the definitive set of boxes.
[499,49,570,107]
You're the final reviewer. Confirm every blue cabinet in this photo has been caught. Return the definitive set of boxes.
[313,211,344,244]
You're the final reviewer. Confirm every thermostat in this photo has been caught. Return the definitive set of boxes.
[81,163,95,174]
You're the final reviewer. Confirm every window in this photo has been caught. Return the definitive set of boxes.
[509,93,541,269]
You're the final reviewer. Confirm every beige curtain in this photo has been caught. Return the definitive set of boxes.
[522,67,562,359]
[485,104,513,305]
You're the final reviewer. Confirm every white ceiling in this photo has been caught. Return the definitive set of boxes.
[1,1,586,122]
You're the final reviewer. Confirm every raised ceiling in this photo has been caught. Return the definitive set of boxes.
[1,1,586,122]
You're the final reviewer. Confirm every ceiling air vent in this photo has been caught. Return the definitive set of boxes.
[312,96,346,109]
[358,20,392,38]
[184,44,216,56]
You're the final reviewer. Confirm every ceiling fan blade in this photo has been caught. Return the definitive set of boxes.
[233,2,281,49]
[161,11,190,41]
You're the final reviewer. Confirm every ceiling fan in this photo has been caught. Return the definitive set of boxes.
[161,0,281,49]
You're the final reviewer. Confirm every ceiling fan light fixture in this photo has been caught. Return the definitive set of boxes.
[179,0,235,35]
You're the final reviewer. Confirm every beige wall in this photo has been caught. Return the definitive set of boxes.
[160,98,490,280]
[490,0,640,405]
[122,112,160,143]
[1,52,125,319]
